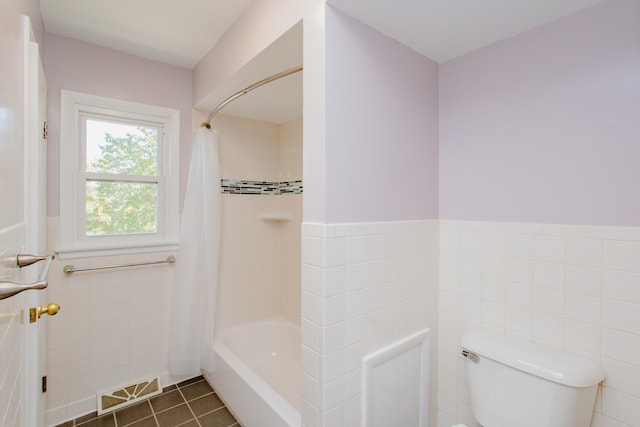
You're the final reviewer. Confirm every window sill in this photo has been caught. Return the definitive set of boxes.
[55,241,179,259]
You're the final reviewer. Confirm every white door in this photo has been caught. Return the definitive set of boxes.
[23,16,50,427]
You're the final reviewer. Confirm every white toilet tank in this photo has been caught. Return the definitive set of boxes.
[461,329,605,427]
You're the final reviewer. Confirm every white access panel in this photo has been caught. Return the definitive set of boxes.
[362,329,431,427]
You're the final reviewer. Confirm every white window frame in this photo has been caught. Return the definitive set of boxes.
[59,90,179,258]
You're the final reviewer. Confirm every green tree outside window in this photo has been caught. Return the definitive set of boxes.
[85,123,159,236]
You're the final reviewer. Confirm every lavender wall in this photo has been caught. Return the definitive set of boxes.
[45,34,193,215]
[325,7,439,223]
[439,0,640,227]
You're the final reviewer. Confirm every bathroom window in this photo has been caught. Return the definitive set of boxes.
[58,91,179,257]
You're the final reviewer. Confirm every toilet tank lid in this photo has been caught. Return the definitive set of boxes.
[461,329,605,387]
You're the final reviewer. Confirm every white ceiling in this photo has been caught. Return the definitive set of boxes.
[39,0,253,69]
[39,0,606,123]
[327,0,606,63]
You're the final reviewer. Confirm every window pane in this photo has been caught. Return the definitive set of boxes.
[86,181,158,236]
[85,119,159,175]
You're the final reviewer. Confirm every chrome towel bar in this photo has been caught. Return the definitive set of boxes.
[0,254,54,300]
[63,255,176,274]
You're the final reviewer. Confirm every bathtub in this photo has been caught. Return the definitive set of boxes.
[204,317,301,427]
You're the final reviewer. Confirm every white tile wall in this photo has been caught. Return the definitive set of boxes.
[0,223,27,427]
[301,220,439,427]
[438,220,640,427]
[45,218,178,425]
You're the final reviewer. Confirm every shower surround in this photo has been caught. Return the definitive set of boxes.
[199,112,303,426]
[213,113,303,332]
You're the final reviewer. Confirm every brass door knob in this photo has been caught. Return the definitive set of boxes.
[38,303,60,319]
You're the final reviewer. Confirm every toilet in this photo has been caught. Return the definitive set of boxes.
[458,328,605,427]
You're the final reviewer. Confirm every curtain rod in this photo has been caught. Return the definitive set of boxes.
[201,65,303,129]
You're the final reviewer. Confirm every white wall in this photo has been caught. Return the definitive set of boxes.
[0,1,43,425]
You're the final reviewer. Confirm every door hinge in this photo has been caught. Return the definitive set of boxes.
[42,376,47,393]
[42,121,48,140]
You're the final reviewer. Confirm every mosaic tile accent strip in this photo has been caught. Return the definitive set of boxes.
[279,181,303,194]
[221,179,303,195]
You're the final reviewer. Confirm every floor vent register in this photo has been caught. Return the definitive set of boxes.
[97,376,162,414]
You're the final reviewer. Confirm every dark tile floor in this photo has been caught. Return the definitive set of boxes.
[55,376,240,427]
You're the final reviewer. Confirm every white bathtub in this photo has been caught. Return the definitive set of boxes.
[204,317,301,427]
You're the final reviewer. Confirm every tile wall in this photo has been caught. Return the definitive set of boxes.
[300,220,439,427]
[437,220,640,427]
[44,219,178,425]
[0,223,27,427]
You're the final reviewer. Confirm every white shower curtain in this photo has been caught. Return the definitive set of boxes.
[168,127,221,375]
